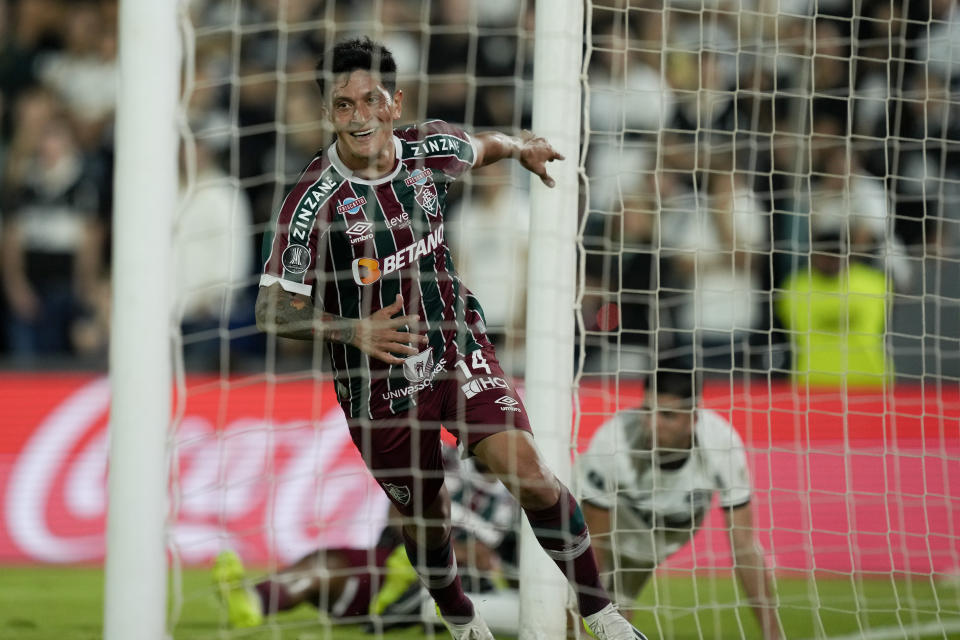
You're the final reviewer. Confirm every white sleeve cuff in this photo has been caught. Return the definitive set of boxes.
[259,273,312,296]
[465,132,479,168]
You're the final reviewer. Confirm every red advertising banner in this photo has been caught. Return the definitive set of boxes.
[1,373,958,575]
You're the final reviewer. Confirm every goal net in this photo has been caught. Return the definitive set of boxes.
[160,1,960,639]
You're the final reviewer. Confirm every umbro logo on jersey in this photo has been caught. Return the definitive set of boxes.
[345,221,374,244]
[495,396,522,412]
[346,221,373,236]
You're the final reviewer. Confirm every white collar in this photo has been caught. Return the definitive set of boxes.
[327,135,403,185]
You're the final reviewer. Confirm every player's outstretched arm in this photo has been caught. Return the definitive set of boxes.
[256,285,426,363]
[725,504,784,640]
[473,130,564,188]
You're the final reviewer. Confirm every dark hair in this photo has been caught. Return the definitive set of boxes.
[644,366,698,402]
[315,37,397,97]
[811,229,849,255]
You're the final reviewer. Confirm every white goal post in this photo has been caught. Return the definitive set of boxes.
[519,1,584,638]
[104,1,180,640]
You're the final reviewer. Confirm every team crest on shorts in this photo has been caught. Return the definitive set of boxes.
[281,244,310,274]
[402,348,435,382]
[407,169,439,215]
[382,482,411,505]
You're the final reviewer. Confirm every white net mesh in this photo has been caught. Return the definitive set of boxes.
[168,1,960,639]
[576,2,960,640]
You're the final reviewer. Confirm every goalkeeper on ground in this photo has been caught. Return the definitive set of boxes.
[213,443,523,633]
[576,368,784,640]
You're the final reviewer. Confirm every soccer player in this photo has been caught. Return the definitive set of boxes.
[255,37,646,640]
[213,445,521,632]
[577,368,783,640]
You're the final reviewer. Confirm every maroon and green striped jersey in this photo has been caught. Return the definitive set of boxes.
[261,120,492,420]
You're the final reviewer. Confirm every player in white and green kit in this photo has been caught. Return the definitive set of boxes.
[577,368,783,639]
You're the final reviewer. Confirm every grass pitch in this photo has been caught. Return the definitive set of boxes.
[2,566,959,639]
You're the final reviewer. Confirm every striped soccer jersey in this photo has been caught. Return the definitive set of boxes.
[260,120,492,420]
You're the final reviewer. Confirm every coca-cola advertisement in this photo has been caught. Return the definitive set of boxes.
[1,373,958,574]
[0,373,391,566]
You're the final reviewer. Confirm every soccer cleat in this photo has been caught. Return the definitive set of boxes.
[363,581,427,632]
[583,603,649,640]
[442,610,496,640]
[212,550,264,629]
[370,545,420,616]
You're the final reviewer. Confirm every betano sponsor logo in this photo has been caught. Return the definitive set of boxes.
[351,224,443,285]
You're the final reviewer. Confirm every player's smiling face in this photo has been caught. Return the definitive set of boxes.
[328,69,403,176]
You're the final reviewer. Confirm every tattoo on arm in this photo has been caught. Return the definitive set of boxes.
[255,284,356,344]
[321,312,356,345]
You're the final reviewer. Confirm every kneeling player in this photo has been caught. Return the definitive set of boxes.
[576,368,784,640]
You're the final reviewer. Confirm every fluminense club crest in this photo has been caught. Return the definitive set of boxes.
[382,482,411,505]
[407,169,439,215]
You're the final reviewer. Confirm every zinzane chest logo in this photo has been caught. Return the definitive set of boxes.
[404,169,438,216]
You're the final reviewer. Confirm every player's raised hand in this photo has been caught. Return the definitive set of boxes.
[518,130,565,188]
[352,294,428,365]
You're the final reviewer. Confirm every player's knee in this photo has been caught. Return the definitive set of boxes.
[515,469,560,511]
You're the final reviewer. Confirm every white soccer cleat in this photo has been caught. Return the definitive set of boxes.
[584,603,649,640]
[443,609,496,640]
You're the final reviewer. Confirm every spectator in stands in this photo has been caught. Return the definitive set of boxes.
[36,0,117,151]
[658,156,768,372]
[423,1,495,127]
[810,17,850,98]
[917,0,960,82]
[175,138,254,371]
[807,101,911,290]
[584,11,674,215]
[777,230,891,387]
[887,63,960,255]
[0,0,63,139]
[1,100,104,361]
[448,162,529,374]
[581,170,658,375]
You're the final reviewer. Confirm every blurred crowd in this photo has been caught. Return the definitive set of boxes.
[578,0,960,382]
[0,0,956,382]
